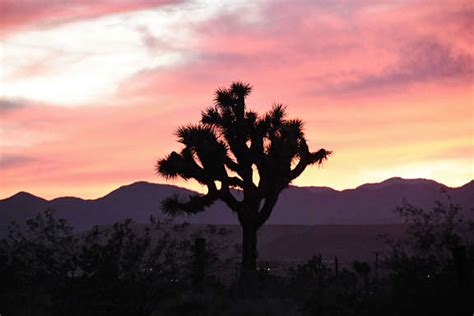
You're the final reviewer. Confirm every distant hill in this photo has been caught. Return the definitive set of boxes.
[1,178,473,233]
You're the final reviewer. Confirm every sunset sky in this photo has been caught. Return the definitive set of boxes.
[0,0,473,199]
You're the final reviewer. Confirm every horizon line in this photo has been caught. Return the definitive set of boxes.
[3,176,472,202]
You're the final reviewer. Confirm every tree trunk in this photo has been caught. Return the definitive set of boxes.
[241,223,257,274]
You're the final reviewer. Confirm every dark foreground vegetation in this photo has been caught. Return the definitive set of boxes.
[1,199,473,316]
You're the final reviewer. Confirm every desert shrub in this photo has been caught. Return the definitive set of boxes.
[284,198,474,316]
[0,210,231,315]
[287,255,367,316]
[382,198,474,315]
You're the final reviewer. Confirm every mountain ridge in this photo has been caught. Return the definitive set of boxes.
[1,177,472,233]
[1,177,467,202]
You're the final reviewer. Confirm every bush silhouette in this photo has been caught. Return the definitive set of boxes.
[0,210,232,315]
[383,199,474,315]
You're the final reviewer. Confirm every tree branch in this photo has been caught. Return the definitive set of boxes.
[218,187,242,212]
[160,192,218,216]
[226,176,245,189]
[161,183,218,216]
[290,148,331,181]
[256,193,280,228]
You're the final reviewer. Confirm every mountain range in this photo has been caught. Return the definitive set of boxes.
[1,177,473,234]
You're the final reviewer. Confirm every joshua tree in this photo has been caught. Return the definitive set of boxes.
[157,82,330,273]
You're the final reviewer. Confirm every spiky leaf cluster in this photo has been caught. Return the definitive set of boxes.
[157,82,330,226]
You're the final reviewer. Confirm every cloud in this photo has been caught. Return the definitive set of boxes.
[136,25,170,55]
[1,1,244,106]
[0,98,28,113]
[120,0,473,102]
[0,154,34,169]
[0,0,183,36]
[316,38,473,94]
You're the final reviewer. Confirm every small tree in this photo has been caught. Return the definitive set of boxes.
[157,82,330,274]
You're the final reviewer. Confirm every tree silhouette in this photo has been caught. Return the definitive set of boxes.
[157,82,330,273]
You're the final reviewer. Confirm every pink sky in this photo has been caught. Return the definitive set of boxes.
[0,0,473,199]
